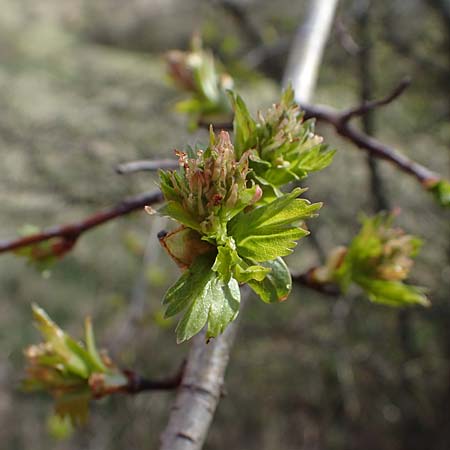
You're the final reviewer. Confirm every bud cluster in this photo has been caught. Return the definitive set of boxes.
[312,214,427,306]
[161,130,262,239]
[23,305,127,424]
[257,90,323,164]
[370,223,419,282]
[165,36,233,127]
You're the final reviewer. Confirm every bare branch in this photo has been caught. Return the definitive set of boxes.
[341,77,411,122]
[116,159,179,174]
[121,362,185,395]
[0,190,163,255]
[301,90,442,187]
[293,269,340,296]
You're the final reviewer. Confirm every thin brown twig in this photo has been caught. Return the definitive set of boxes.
[0,190,163,255]
[122,362,185,395]
[341,77,411,122]
[292,269,340,296]
[300,80,442,187]
[116,159,179,174]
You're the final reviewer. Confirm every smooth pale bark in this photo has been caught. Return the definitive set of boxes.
[283,0,340,103]
[159,310,241,450]
[159,2,340,449]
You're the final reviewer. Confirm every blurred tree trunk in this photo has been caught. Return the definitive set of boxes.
[283,0,340,104]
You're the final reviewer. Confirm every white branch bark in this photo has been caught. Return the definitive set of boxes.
[159,309,241,450]
[159,2,340,449]
[283,0,340,104]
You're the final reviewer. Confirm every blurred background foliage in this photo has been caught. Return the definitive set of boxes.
[0,0,449,449]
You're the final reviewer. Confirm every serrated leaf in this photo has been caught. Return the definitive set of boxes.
[212,244,239,282]
[234,262,271,283]
[292,145,336,174]
[236,228,309,261]
[247,257,292,303]
[163,254,216,318]
[174,271,241,343]
[229,188,321,262]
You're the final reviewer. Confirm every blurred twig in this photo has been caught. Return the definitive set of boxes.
[0,190,163,255]
[119,362,185,395]
[293,269,340,296]
[300,79,442,188]
[116,159,178,174]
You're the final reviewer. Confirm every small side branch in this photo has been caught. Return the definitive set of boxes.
[116,159,179,174]
[301,80,442,187]
[0,190,163,255]
[121,362,185,395]
[293,269,340,296]
[341,77,411,122]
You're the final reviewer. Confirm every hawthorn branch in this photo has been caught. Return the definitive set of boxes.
[300,81,442,188]
[0,190,163,255]
[340,77,411,122]
[121,362,185,395]
[116,159,178,174]
[293,269,340,296]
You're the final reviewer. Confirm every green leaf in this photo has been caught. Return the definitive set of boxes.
[163,254,216,318]
[292,145,336,175]
[281,83,295,106]
[174,272,241,343]
[229,92,257,157]
[158,201,202,232]
[357,278,429,307]
[247,257,292,303]
[212,244,240,282]
[206,276,240,340]
[234,262,271,283]
[163,254,242,342]
[229,188,321,262]
[84,317,108,373]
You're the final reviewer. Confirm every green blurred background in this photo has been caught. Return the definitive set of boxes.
[0,0,449,449]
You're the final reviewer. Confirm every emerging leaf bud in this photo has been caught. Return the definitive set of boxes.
[159,130,262,243]
[23,305,127,425]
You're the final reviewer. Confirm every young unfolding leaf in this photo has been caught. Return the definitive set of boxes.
[246,257,292,303]
[23,305,128,425]
[230,85,335,187]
